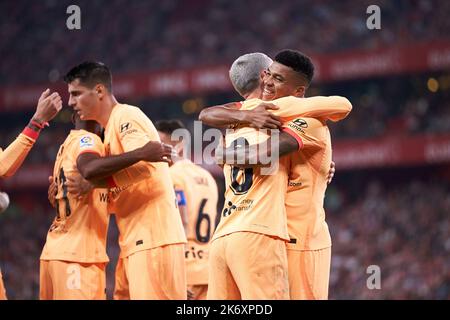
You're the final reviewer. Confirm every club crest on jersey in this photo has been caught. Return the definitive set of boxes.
[288,118,308,133]
[120,122,132,132]
[80,136,94,148]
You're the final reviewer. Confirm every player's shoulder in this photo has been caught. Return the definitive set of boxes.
[196,163,215,180]
[189,162,218,189]
[170,159,192,176]
[273,96,297,104]
[241,98,262,110]
[65,129,97,144]
[115,103,150,125]
[111,103,144,119]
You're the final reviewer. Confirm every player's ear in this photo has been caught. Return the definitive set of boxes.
[95,84,105,100]
[260,69,268,81]
[293,85,306,98]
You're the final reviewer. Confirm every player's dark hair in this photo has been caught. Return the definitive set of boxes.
[64,61,113,92]
[155,119,186,135]
[274,49,314,85]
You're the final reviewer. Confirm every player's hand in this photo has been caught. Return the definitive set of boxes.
[137,141,174,164]
[327,161,336,184]
[65,174,93,199]
[32,88,63,125]
[48,176,57,208]
[245,103,281,129]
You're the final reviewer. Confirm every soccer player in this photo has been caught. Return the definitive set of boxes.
[40,113,110,300]
[63,61,187,300]
[201,51,350,299]
[202,52,351,300]
[156,120,219,300]
[0,88,62,300]
[44,112,184,300]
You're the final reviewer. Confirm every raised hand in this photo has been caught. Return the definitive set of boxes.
[32,88,63,125]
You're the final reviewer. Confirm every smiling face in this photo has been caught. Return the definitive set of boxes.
[262,61,306,101]
[67,79,102,121]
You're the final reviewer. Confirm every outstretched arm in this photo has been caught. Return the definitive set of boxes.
[217,131,299,168]
[199,102,282,129]
[65,141,174,197]
[77,141,173,185]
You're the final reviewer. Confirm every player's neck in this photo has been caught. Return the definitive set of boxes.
[97,95,119,127]
[244,89,262,100]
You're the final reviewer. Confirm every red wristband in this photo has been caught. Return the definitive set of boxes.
[30,120,49,129]
[22,126,40,140]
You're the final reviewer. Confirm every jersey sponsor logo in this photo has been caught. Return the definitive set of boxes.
[288,118,308,133]
[288,181,302,187]
[79,136,94,148]
[120,122,132,132]
[221,199,254,217]
[119,122,138,139]
[99,192,110,203]
[109,185,130,199]
[185,245,206,260]
[222,201,237,217]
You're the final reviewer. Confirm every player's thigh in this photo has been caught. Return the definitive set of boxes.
[227,232,289,300]
[47,260,107,300]
[287,248,331,300]
[0,268,7,300]
[207,237,240,300]
[127,244,186,300]
[113,257,130,300]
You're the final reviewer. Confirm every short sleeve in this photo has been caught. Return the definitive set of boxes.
[270,96,352,122]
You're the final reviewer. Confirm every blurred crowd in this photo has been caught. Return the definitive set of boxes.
[0,0,448,85]
[325,74,450,138]
[1,176,448,299]
[326,177,450,299]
